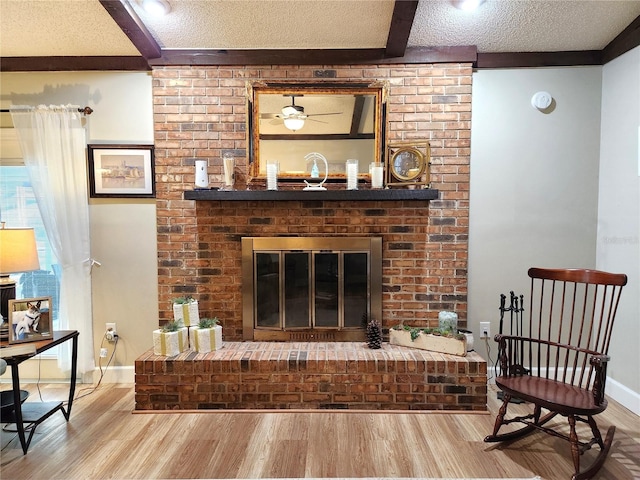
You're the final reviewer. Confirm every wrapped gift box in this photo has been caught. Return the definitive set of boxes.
[153,327,188,356]
[172,300,199,327]
[191,325,223,353]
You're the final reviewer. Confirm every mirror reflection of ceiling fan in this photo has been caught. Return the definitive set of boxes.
[260,95,342,131]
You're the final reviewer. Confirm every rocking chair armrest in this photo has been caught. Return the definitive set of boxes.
[590,354,611,367]
[590,354,610,406]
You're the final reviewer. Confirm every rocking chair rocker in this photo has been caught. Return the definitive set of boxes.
[485,267,627,480]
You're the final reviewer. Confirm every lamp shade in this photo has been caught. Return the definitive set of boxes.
[0,228,41,274]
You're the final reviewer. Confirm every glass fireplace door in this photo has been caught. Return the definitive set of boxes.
[284,252,310,328]
[244,237,382,341]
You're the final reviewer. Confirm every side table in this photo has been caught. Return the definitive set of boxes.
[0,330,79,454]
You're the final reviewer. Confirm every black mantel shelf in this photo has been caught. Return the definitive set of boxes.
[184,188,439,202]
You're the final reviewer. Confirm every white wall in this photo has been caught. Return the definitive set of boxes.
[468,66,602,371]
[0,71,157,381]
[468,63,640,413]
[598,46,640,409]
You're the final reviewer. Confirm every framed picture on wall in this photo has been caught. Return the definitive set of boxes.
[8,297,53,344]
[87,144,155,198]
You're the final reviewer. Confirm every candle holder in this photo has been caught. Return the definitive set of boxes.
[195,160,209,188]
[370,162,384,189]
[221,153,235,190]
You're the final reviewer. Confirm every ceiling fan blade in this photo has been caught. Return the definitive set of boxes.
[260,113,282,119]
[307,112,343,117]
[308,118,328,124]
[269,118,284,125]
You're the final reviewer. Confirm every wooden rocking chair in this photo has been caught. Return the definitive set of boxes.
[485,267,627,480]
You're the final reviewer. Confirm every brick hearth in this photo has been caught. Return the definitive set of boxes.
[134,342,487,411]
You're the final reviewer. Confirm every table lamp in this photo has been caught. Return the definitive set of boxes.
[0,225,41,323]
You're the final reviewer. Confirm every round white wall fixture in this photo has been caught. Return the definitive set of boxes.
[531,91,553,111]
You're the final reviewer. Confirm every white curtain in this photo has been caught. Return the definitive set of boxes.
[10,105,94,375]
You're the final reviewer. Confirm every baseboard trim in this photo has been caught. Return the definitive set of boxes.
[91,365,134,384]
[607,377,640,415]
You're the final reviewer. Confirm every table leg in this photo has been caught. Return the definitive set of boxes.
[63,333,78,420]
[10,363,28,454]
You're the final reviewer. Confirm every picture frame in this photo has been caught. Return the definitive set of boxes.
[8,297,53,344]
[87,144,155,198]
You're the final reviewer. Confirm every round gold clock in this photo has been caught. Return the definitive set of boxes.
[386,142,430,187]
[390,146,425,182]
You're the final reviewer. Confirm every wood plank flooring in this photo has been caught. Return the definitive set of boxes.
[1,383,638,479]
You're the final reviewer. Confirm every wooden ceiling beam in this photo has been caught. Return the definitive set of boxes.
[98,0,162,59]
[349,95,366,137]
[150,46,477,66]
[477,51,602,69]
[602,14,640,64]
[385,0,420,58]
[0,56,150,72]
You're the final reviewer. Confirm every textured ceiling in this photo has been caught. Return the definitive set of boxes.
[1,0,639,58]
[138,1,397,50]
[409,0,640,52]
[0,0,140,56]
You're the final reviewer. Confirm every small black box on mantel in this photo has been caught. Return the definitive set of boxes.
[313,70,336,78]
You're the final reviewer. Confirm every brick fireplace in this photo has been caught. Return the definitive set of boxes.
[152,63,471,335]
[136,63,479,411]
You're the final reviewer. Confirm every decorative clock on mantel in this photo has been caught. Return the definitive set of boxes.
[386,141,431,188]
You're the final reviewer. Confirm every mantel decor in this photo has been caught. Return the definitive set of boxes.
[386,141,431,188]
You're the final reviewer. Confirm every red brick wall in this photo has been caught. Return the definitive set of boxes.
[152,64,472,339]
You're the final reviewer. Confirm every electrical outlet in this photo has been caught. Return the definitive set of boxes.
[100,348,108,358]
[480,322,491,338]
[105,322,117,342]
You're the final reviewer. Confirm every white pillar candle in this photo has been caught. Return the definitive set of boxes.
[371,165,384,189]
[346,159,358,190]
[266,162,278,190]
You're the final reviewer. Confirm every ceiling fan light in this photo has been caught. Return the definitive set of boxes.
[454,0,484,11]
[141,0,171,16]
[283,117,305,132]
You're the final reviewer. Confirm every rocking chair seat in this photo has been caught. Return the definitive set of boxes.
[497,376,608,416]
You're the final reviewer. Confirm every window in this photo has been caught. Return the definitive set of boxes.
[0,165,60,327]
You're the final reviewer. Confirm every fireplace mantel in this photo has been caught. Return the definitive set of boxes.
[184,188,439,202]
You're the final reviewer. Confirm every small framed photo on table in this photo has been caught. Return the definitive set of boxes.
[88,144,155,198]
[8,297,53,344]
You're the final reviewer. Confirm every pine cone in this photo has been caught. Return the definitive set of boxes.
[366,319,383,349]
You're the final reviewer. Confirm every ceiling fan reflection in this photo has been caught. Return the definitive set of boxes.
[260,95,342,131]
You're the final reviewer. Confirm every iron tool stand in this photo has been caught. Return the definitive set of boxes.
[496,291,527,403]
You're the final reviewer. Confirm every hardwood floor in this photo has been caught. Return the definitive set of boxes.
[1,383,638,479]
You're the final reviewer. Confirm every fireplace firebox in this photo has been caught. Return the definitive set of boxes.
[242,237,382,341]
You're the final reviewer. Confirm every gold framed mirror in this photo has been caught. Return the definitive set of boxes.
[248,81,387,183]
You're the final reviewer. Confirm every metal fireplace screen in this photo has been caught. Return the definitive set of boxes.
[242,237,382,341]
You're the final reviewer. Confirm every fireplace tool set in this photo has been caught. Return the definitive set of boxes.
[496,290,527,403]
